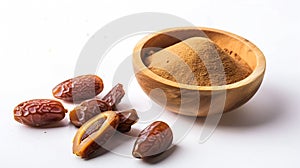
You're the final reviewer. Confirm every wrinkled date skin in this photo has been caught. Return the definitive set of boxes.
[102,83,125,110]
[69,99,112,127]
[52,74,104,102]
[69,83,126,128]
[132,121,173,159]
[14,99,67,127]
[73,111,119,158]
[116,109,139,133]
[70,101,138,133]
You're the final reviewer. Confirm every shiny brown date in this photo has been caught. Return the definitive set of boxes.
[69,83,127,128]
[69,99,112,127]
[52,74,104,102]
[14,99,67,127]
[116,109,139,133]
[102,83,125,110]
[72,111,119,158]
[132,121,173,159]
[70,100,138,133]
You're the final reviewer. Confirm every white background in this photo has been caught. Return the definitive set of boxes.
[1,0,300,167]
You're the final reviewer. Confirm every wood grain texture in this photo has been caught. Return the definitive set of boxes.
[132,27,266,116]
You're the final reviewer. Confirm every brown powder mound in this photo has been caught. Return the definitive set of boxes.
[144,37,252,86]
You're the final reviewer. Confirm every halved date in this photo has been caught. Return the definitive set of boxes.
[132,121,173,159]
[52,74,104,102]
[72,111,119,158]
[13,99,67,127]
[69,99,112,127]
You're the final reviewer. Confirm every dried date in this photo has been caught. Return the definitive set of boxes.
[69,83,128,128]
[69,99,112,127]
[70,101,138,133]
[72,111,119,158]
[116,109,139,133]
[52,74,104,102]
[102,83,125,110]
[132,121,173,158]
[13,99,67,127]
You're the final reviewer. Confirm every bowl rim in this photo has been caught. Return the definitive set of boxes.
[133,27,266,91]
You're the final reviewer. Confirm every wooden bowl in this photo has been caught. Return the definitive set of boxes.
[132,27,266,116]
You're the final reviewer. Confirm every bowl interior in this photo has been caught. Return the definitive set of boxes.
[140,28,260,78]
